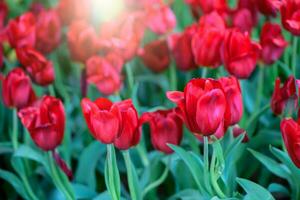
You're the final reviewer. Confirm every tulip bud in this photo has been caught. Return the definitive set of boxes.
[260,23,288,65]
[232,125,249,143]
[222,29,261,79]
[2,68,36,109]
[280,118,300,168]
[18,96,65,151]
[140,109,183,154]
[7,12,36,48]
[16,46,55,86]
[280,0,300,36]
[256,0,281,17]
[138,39,170,73]
[167,78,227,136]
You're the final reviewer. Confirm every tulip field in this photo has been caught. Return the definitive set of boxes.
[1,0,300,199]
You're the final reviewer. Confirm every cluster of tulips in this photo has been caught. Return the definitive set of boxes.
[1,0,300,199]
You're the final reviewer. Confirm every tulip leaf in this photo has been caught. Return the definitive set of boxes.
[236,178,275,200]
[268,183,290,196]
[168,189,204,200]
[72,183,97,199]
[0,169,27,199]
[14,145,46,166]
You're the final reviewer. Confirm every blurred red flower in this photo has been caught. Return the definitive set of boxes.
[281,0,300,36]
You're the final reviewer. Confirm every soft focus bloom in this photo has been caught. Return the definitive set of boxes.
[271,76,299,115]
[86,55,122,95]
[6,12,36,48]
[280,118,300,168]
[2,68,36,109]
[232,8,255,33]
[140,109,183,154]
[18,96,65,151]
[67,20,99,62]
[260,23,288,65]
[232,125,249,142]
[218,76,243,127]
[222,29,261,79]
[35,10,61,54]
[146,4,176,34]
[256,0,281,16]
[138,39,170,73]
[237,0,258,25]
[167,78,227,136]
[30,2,45,15]
[16,46,55,86]
[168,24,197,71]
[81,98,140,149]
[280,0,300,35]
[192,12,225,68]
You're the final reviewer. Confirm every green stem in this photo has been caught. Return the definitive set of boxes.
[254,64,264,111]
[210,150,226,198]
[169,61,177,91]
[20,173,39,200]
[202,68,208,78]
[48,85,56,96]
[105,145,120,200]
[292,37,298,77]
[12,109,18,150]
[47,153,73,200]
[125,63,134,94]
[142,157,170,198]
[203,137,213,194]
[136,142,149,167]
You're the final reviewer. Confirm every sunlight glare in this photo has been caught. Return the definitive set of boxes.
[91,0,125,22]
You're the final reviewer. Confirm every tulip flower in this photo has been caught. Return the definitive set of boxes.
[67,20,99,62]
[260,23,288,65]
[222,29,261,79]
[232,8,255,33]
[237,0,258,26]
[232,125,249,143]
[255,0,281,16]
[140,109,183,154]
[168,24,197,71]
[192,12,225,68]
[280,118,300,168]
[35,10,61,54]
[138,39,170,73]
[18,96,65,151]
[185,0,228,15]
[2,68,36,109]
[167,78,227,136]
[16,46,55,86]
[280,0,300,36]
[81,98,140,149]
[6,12,36,48]
[271,76,299,115]
[86,55,122,96]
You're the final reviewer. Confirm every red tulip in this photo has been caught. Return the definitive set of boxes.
[2,68,36,109]
[146,4,176,34]
[67,20,99,62]
[29,2,45,15]
[232,125,249,143]
[35,10,61,54]
[281,0,300,36]
[138,39,170,73]
[81,98,140,149]
[237,0,258,25]
[260,23,288,65]
[218,76,243,127]
[232,8,255,33]
[16,46,55,86]
[186,0,228,15]
[140,109,183,154]
[222,29,261,79]
[113,99,141,150]
[271,76,299,115]
[0,1,8,29]
[167,78,227,136]
[6,12,36,48]
[18,96,65,151]
[168,24,197,71]
[256,0,281,16]
[86,55,122,96]
[280,118,300,168]
[192,12,225,68]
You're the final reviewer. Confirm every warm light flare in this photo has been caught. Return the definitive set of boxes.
[91,0,125,22]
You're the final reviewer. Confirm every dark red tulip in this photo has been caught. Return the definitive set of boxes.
[168,24,197,71]
[218,76,243,127]
[232,125,249,142]
[167,78,227,136]
[113,99,141,150]
[2,68,36,109]
[86,55,122,96]
[192,12,225,68]
[18,96,65,151]
[271,76,299,115]
[146,4,176,34]
[6,12,36,48]
[140,109,183,154]
[67,20,99,62]
[260,23,288,65]
[185,0,228,15]
[280,118,300,168]
[0,1,8,29]
[35,10,61,54]
[237,0,258,25]
[256,0,281,16]
[29,2,45,15]
[138,39,170,73]
[281,0,300,36]
[232,8,255,33]
[222,29,261,79]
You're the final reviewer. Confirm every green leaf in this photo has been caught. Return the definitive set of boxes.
[248,148,290,179]
[168,189,204,200]
[268,183,290,197]
[0,169,27,199]
[14,145,45,166]
[236,178,275,200]
[72,183,97,199]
